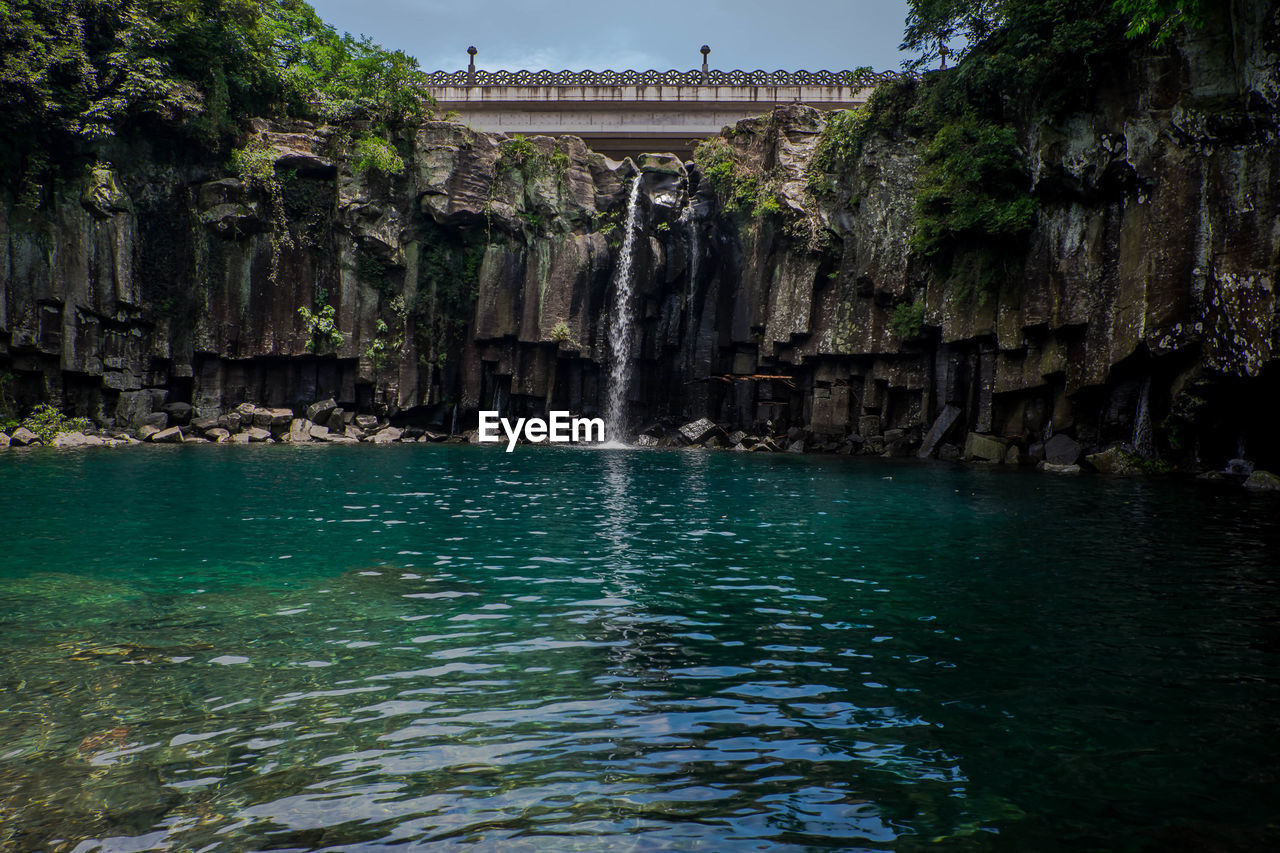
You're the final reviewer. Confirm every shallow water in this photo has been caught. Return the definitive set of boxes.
[0,444,1277,851]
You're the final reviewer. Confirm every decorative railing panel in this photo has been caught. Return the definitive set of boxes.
[426,69,910,88]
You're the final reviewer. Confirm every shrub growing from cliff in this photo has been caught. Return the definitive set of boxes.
[353,135,405,176]
[694,137,782,219]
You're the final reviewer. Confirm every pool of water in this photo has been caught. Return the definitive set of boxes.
[1,444,1277,851]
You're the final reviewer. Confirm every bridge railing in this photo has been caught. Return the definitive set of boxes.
[425,68,911,88]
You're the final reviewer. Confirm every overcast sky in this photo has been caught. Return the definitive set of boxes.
[309,0,919,73]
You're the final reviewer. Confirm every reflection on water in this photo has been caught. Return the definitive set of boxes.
[0,445,1277,852]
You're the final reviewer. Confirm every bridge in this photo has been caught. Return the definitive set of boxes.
[426,47,905,159]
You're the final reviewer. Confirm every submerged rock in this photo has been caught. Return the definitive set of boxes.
[1086,447,1143,475]
[1243,470,1280,491]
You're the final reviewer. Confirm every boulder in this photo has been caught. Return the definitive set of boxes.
[636,434,660,447]
[150,426,184,443]
[289,419,314,443]
[371,427,403,444]
[231,431,252,444]
[206,428,231,443]
[327,408,347,430]
[678,418,723,444]
[726,430,746,446]
[190,416,221,435]
[0,433,10,448]
[113,390,157,428]
[423,430,448,442]
[355,414,379,430]
[136,424,161,442]
[963,432,1007,463]
[83,435,105,447]
[306,398,337,423]
[327,434,359,445]
[142,412,168,430]
[309,424,330,441]
[883,428,913,458]
[244,427,271,442]
[53,431,88,448]
[264,408,294,431]
[219,412,243,432]
[786,439,806,454]
[161,402,193,425]
[251,407,274,427]
[1044,434,1082,466]
[1042,462,1082,475]
[1243,470,1280,491]
[918,404,962,459]
[1085,446,1142,475]
[1003,444,1024,466]
[234,402,258,419]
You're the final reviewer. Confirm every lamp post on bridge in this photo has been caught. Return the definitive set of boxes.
[700,45,710,83]
[467,46,477,85]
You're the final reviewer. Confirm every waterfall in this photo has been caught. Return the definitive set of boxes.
[603,177,644,442]
[1132,377,1154,458]
[681,202,699,375]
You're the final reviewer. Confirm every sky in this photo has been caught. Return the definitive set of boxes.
[308,0,920,73]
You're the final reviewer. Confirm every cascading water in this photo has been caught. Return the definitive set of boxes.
[602,177,644,442]
[681,202,700,375]
[1132,377,1154,458]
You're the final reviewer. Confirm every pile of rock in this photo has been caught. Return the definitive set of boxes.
[1,397,461,450]
[633,419,888,456]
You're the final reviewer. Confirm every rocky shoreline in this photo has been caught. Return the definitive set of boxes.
[4,400,1278,493]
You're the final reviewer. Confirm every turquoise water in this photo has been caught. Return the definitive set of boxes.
[0,445,1277,852]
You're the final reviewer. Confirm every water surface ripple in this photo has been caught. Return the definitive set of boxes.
[0,445,1277,851]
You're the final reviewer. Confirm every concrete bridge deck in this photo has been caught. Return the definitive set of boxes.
[426,64,905,159]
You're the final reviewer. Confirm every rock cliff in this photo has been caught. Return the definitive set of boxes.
[2,2,1276,469]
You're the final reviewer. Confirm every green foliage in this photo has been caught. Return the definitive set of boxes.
[1114,0,1206,43]
[353,134,404,176]
[0,0,434,196]
[229,137,277,186]
[364,317,403,373]
[549,320,582,350]
[498,135,569,186]
[298,295,344,352]
[228,135,292,281]
[912,118,1037,259]
[14,403,92,444]
[890,300,926,338]
[807,107,870,194]
[693,137,783,219]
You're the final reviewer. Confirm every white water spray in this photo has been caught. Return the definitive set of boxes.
[603,177,644,442]
[681,202,699,374]
[1132,376,1154,458]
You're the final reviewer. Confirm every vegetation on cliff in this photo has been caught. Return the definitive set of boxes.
[805,0,1208,296]
[0,0,432,203]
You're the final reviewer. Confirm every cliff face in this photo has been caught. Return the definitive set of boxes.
[2,2,1277,468]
